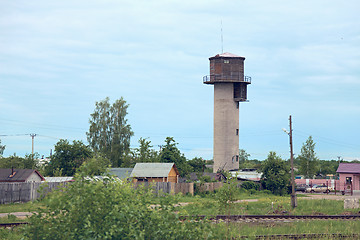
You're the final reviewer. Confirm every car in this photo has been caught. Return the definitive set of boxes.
[305,184,330,193]
[295,184,309,192]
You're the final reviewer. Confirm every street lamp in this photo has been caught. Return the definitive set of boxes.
[283,115,297,208]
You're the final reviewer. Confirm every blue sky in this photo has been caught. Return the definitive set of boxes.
[1,0,359,161]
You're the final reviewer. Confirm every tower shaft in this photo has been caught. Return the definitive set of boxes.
[203,52,251,173]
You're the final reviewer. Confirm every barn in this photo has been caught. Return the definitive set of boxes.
[130,163,179,183]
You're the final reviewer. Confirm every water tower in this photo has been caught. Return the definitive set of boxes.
[203,52,251,172]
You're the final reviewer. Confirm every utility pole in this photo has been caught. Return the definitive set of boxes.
[30,133,37,155]
[289,115,297,208]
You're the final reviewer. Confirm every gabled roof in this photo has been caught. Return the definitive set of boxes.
[109,168,133,179]
[0,169,45,182]
[130,163,178,178]
[336,163,360,174]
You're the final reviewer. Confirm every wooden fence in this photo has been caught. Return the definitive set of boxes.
[0,182,67,204]
[0,181,224,204]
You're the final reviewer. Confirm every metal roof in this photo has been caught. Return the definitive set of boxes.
[0,169,45,182]
[336,163,360,174]
[210,52,245,59]
[130,163,176,178]
[45,177,74,182]
[108,168,133,179]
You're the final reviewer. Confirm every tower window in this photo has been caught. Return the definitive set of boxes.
[236,129,239,135]
[224,60,229,64]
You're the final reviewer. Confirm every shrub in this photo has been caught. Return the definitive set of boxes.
[241,181,259,191]
[25,169,218,239]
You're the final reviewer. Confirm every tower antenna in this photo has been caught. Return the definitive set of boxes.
[221,20,224,53]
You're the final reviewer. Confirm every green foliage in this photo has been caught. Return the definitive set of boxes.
[26,172,217,239]
[44,139,93,176]
[241,181,259,191]
[76,155,111,176]
[0,138,5,156]
[0,153,40,169]
[159,137,191,177]
[215,177,239,214]
[188,157,206,173]
[261,151,290,195]
[130,137,159,166]
[297,136,319,178]
[87,97,134,167]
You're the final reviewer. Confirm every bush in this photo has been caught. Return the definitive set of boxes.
[25,169,219,239]
[241,181,259,191]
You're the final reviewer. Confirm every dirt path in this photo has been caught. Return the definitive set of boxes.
[0,212,33,219]
[298,193,360,200]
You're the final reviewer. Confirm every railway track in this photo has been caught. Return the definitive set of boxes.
[240,233,360,239]
[180,214,360,222]
[0,222,28,228]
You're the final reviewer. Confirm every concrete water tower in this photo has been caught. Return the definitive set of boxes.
[203,52,251,172]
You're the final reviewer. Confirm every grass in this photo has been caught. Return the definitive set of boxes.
[176,191,360,216]
[0,201,42,214]
[211,220,360,239]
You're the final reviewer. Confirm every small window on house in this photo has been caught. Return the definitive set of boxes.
[236,155,239,162]
[346,177,352,184]
[224,60,230,64]
[236,129,239,135]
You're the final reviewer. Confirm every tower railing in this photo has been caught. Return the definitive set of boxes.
[203,75,251,83]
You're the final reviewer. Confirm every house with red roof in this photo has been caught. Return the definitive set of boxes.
[336,163,360,193]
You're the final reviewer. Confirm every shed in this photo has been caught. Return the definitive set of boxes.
[336,163,360,192]
[130,163,179,183]
[0,169,45,182]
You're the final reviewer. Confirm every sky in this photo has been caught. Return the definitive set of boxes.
[0,0,359,161]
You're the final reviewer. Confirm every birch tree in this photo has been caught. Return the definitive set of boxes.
[87,97,134,167]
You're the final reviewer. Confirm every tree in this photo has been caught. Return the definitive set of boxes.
[76,155,111,176]
[0,153,40,169]
[239,149,255,169]
[0,138,5,156]
[87,97,134,167]
[159,137,191,177]
[44,139,93,176]
[261,151,290,195]
[297,136,319,178]
[188,157,206,173]
[134,138,159,163]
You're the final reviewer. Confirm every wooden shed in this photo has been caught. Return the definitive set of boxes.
[130,163,179,183]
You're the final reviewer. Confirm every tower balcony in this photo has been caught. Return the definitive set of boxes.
[203,75,252,84]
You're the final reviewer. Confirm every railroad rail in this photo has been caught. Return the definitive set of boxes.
[0,222,28,228]
[240,233,360,239]
[180,214,360,222]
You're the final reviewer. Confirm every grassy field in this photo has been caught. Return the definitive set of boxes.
[0,191,359,239]
[176,192,359,216]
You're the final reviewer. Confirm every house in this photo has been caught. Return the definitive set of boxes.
[336,163,360,193]
[130,163,179,183]
[0,169,45,182]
